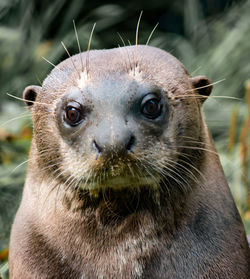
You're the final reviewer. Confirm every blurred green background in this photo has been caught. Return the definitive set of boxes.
[0,0,250,277]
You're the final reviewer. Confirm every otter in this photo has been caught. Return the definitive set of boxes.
[9,45,250,278]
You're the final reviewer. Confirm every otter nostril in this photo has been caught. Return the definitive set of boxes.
[93,140,103,154]
[126,135,136,152]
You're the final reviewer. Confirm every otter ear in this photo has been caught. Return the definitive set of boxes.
[190,75,212,103]
[23,85,41,109]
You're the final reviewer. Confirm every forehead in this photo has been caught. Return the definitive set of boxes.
[82,76,160,105]
[77,46,186,78]
[63,76,161,113]
[42,45,190,99]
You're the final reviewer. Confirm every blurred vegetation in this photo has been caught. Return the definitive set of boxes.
[0,0,250,277]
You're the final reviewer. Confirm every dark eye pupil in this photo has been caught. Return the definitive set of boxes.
[66,107,81,124]
[145,100,158,114]
[142,98,162,119]
[68,108,78,121]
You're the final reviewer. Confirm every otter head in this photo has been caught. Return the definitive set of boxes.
[23,45,212,196]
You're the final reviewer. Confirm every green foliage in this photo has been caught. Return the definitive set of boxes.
[0,104,30,251]
[0,0,125,98]
[0,261,9,279]
[0,1,249,276]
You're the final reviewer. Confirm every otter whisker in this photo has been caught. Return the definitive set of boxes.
[81,167,93,189]
[70,175,82,192]
[62,173,76,193]
[134,161,152,185]
[61,174,78,209]
[168,149,199,161]
[38,157,59,168]
[177,158,206,182]
[70,176,83,202]
[86,23,96,76]
[102,190,121,219]
[11,159,30,174]
[135,11,143,67]
[178,135,207,141]
[0,113,31,127]
[164,165,191,192]
[172,144,218,155]
[146,22,159,46]
[61,41,81,79]
[40,162,59,172]
[176,137,214,149]
[54,176,66,213]
[171,79,228,100]
[6,93,49,106]
[135,157,160,186]
[156,173,171,197]
[38,151,60,159]
[117,34,134,73]
[146,159,189,191]
[35,74,43,86]
[42,169,63,209]
[42,166,74,211]
[127,163,135,178]
[190,66,202,75]
[175,94,242,101]
[73,20,84,73]
[117,46,130,74]
[117,32,126,47]
[177,136,215,149]
[189,78,226,92]
[158,165,187,194]
[135,162,145,181]
[38,147,60,154]
[64,174,87,203]
[46,166,67,187]
[124,47,134,73]
[161,158,200,184]
[42,56,76,86]
[151,162,181,184]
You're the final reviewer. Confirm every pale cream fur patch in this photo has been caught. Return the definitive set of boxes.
[77,71,88,89]
[129,65,144,83]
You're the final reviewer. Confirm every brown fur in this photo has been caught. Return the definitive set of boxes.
[9,45,250,278]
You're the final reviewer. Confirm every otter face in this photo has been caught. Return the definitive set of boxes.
[23,45,212,194]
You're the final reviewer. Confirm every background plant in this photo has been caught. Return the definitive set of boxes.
[0,0,249,277]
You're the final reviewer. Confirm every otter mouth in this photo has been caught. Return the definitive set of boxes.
[83,175,159,191]
[76,164,160,193]
[67,155,162,194]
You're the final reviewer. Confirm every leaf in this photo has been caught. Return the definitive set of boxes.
[0,250,8,261]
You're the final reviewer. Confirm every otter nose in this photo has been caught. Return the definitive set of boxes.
[92,126,135,156]
[93,134,135,155]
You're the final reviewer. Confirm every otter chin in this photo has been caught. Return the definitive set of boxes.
[9,45,250,279]
[73,151,160,193]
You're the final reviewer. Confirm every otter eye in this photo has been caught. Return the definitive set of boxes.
[141,94,162,119]
[64,103,83,126]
